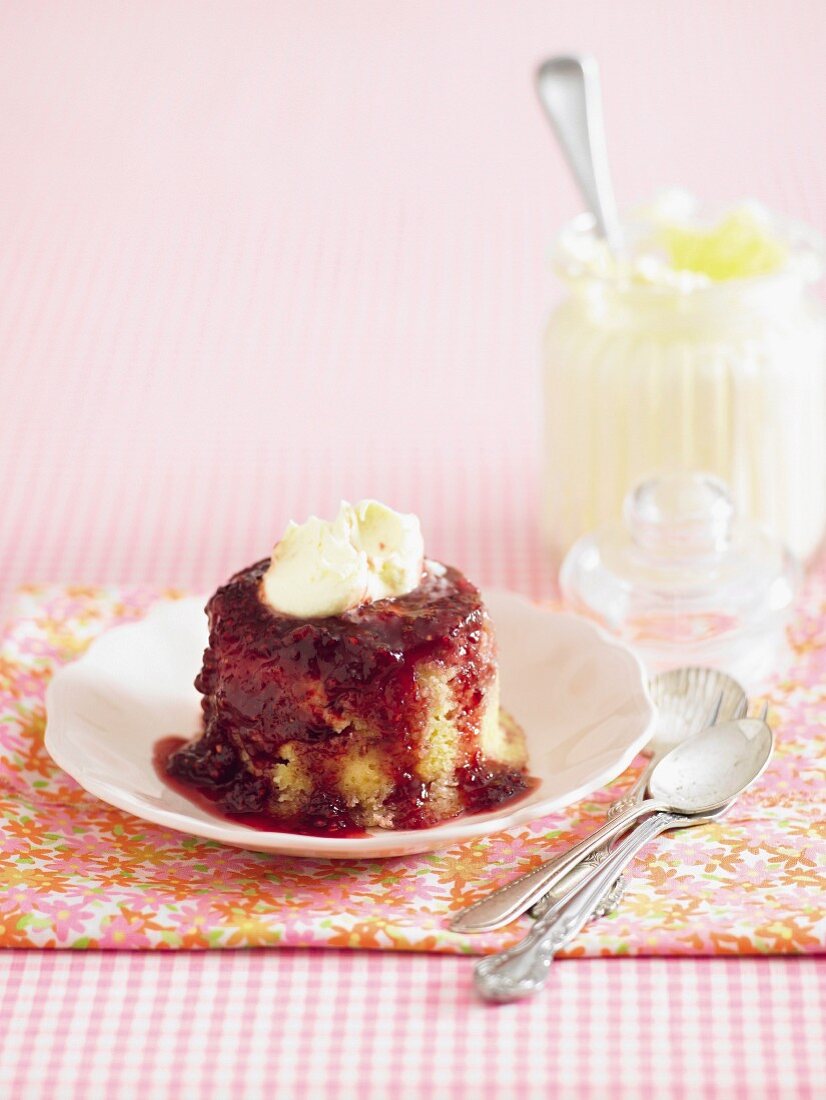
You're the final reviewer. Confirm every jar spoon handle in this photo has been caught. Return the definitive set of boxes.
[536,55,620,249]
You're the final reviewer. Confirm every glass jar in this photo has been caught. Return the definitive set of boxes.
[542,206,826,565]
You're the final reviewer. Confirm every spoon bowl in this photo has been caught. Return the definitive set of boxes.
[648,718,773,815]
[647,667,747,755]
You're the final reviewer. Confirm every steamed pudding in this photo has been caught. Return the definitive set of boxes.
[164,501,528,833]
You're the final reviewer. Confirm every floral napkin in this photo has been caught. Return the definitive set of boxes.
[0,580,823,955]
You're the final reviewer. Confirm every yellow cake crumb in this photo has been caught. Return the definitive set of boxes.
[415,666,462,782]
[338,745,392,805]
[271,742,313,805]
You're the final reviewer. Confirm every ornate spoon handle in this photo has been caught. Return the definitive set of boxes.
[530,695,728,919]
[450,798,666,934]
[527,758,660,921]
[474,812,679,1003]
[606,758,658,817]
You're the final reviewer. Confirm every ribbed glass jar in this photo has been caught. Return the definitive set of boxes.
[542,212,826,565]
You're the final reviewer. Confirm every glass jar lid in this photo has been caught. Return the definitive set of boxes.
[559,472,800,686]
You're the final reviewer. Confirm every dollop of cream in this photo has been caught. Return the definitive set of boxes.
[262,500,425,618]
[554,190,818,292]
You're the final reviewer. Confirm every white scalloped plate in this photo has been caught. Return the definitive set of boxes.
[44,590,654,858]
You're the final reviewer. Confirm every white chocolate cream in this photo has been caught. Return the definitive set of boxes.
[554,190,813,289]
[543,192,826,563]
[262,500,425,618]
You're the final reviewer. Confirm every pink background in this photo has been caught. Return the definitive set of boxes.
[1,3,824,1096]
[2,0,825,605]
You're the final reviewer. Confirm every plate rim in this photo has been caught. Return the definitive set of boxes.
[44,589,655,858]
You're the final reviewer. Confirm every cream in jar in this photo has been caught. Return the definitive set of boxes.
[542,192,826,564]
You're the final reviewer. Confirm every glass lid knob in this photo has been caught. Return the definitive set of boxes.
[624,472,735,560]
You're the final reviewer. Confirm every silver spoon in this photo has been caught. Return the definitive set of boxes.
[612,668,748,816]
[475,717,774,1002]
[536,55,620,248]
[451,670,746,935]
[528,668,747,920]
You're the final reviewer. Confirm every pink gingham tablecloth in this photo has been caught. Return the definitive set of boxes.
[1,953,824,1099]
[2,1,826,1095]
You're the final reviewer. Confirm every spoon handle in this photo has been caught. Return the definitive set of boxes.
[530,691,729,920]
[474,812,679,1003]
[606,756,659,818]
[536,55,620,247]
[525,759,661,923]
[450,798,663,933]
